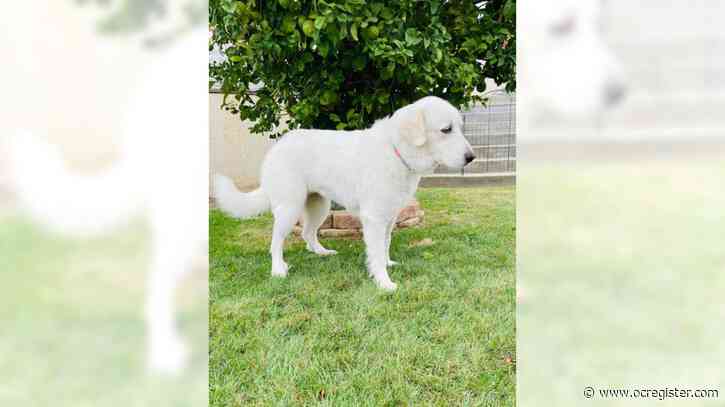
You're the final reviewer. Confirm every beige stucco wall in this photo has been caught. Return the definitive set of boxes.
[209,93,278,194]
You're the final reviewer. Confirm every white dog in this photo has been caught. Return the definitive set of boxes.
[519,0,626,118]
[214,96,475,290]
[3,28,208,374]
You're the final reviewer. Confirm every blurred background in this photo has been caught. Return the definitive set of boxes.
[0,2,207,406]
[4,0,725,405]
[519,0,725,405]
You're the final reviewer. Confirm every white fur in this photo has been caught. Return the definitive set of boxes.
[3,28,208,375]
[214,96,474,290]
[520,0,626,118]
[213,174,269,218]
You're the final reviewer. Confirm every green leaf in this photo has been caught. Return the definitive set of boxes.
[281,17,296,33]
[320,90,337,105]
[434,48,443,62]
[431,1,440,14]
[336,122,347,130]
[503,0,515,20]
[462,38,478,51]
[314,16,326,30]
[370,3,384,16]
[326,22,340,42]
[221,0,236,14]
[318,41,329,57]
[381,62,395,80]
[302,20,315,37]
[352,55,366,71]
[350,23,358,41]
[380,7,393,20]
[363,26,379,39]
[405,28,421,45]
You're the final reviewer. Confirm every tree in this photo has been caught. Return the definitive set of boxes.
[75,0,205,47]
[210,0,515,136]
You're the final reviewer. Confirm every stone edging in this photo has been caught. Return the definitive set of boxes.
[293,200,423,238]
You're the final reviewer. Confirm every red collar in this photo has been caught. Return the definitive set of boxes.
[393,145,413,172]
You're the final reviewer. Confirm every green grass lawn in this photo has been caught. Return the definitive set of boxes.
[518,159,725,406]
[209,186,516,406]
[0,216,207,406]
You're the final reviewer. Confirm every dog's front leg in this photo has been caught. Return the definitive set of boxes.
[361,214,398,290]
[384,219,399,267]
[146,236,191,374]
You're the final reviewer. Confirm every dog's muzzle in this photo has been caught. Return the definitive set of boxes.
[464,152,476,165]
[603,80,626,107]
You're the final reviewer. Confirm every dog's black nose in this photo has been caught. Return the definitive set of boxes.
[464,152,476,165]
[603,81,626,107]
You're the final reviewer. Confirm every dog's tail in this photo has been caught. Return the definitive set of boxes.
[212,174,270,219]
[4,132,143,237]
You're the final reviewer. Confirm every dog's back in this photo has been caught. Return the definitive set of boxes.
[260,128,376,208]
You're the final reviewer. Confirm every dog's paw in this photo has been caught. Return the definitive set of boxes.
[306,244,337,256]
[316,248,337,256]
[386,260,400,267]
[375,277,398,291]
[148,336,189,375]
[271,262,289,277]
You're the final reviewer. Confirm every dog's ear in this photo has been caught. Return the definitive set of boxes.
[399,109,427,147]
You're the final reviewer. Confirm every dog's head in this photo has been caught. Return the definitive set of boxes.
[394,96,475,171]
[520,0,626,117]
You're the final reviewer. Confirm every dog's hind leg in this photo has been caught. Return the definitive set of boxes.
[270,203,303,277]
[302,194,337,256]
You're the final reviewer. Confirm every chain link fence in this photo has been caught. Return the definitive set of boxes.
[435,91,516,175]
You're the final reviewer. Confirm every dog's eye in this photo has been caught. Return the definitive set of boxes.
[441,125,452,134]
[550,16,575,37]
